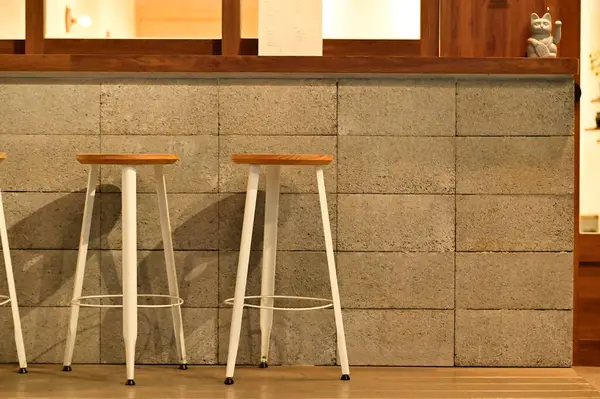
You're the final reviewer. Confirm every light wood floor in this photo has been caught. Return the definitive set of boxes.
[0,365,599,399]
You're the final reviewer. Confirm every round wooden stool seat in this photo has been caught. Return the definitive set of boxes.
[0,153,6,163]
[232,154,333,166]
[76,153,179,165]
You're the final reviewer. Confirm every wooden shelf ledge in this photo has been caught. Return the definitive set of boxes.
[0,55,579,75]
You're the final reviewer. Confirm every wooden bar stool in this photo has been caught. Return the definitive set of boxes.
[223,154,350,385]
[0,153,28,374]
[62,154,187,386]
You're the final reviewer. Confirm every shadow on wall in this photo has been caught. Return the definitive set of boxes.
[0,187,274,364]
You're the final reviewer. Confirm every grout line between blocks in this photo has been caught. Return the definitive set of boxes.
[453,80,458,366]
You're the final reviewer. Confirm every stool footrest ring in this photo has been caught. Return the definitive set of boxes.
[223,295,333,311]
[72,294,183,308]
[0,295,10,306]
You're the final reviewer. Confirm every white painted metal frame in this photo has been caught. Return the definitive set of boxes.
[224,165,350,385]
[62,164,187,385]
[0,188,27,373]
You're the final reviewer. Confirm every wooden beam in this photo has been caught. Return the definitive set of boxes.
[0,40,25,54]
[421,0,440,56]
[222,0,241,55]
[324,40,421,56]
[43,39,220,55]
[25,0,44,54]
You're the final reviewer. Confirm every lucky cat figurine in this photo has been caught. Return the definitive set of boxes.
[527,12,562,57]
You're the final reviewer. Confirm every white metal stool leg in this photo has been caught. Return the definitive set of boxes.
[122,166,138,386]
[0,188,27,373]
[259,166,281,368]
[316,167,350,380]
[63,165,99,372]
[225,165,261,385]
[154,165,187,369]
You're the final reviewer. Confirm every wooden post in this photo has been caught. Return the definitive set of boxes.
[222,0,241,55]
[25,0,45,54]
[420,0,440,56]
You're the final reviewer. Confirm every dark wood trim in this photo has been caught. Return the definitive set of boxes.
[323,40,421,56]
[578,234,600,264]
[43,39,221,55]
[421,0,440,56]
[25,0,44,54]
[239,39,259,55]
[0,40,25,54]
[222,0,241,55]
[0,55,578,74]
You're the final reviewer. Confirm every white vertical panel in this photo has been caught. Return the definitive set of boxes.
[0,0,25,39]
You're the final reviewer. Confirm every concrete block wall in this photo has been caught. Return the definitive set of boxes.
[0,76,574,366]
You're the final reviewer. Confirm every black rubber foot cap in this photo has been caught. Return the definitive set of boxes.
[341,374,350,381]
[62,366,72,372]
[125,379,136,386]
[178,364,188,370]
[224,377,234,385]
[18,368,27,374]
[258,361,268,369]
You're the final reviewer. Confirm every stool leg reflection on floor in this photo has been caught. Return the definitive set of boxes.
[316,167,350,380]
[0,188,27,373]
[225,165,261,385]
[63,165,99,372]
[154,165,188,370]
[122,165,138,386]
[259,166,281,369]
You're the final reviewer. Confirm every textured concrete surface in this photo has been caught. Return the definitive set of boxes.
[219,135,337,193]
[100,135,219,194]
[456,252,573,310]
[338,252,454,309]
[338,79,455,136]
[457,137,574,194]
[101,81,218,135]
[338,136,455,193]
[344,310,454,366]
[0,307,100,363]
[219,79,336,136]
[0,135,99,192]
[100,193,219,250]
[0,82,100,135]
[219,193,336,251]
[455,310,572,367]
[100,308,218,364]
[456,195,573,251]
[457,79,574,136]
[100,251,219,308]
[0,250,100,307]
[338,194,454,251]
[0,77,574,367]
[218,308,336,365]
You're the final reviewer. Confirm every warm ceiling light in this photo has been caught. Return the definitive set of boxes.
[65,6,92,33]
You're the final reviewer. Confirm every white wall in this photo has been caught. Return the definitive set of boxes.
[0,0,25,39]
[580,0,600,221]
[323,0,420,39]
[45,0,135,38]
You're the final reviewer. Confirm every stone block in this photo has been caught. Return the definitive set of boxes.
[100,308,217,364]
[338,79,456,136]
[456,252,573,310]
[219,135,337,193]
[457,79,574,136]
[0,82,100,135]
[219,79,336,136]
[338,252,454,309]
[218,308,336,365]
[344,310,454,366]
[219,193,336,251]
[455,310,572,366]
[338,194,454,251]
[456,195,573,251]
[0,135,99,192]
[100,250,218,308]
[101,193,219,250]
[456,137,573,194]
[100,135,218,193]
[101,80,218,135]
[338,136,455,193]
